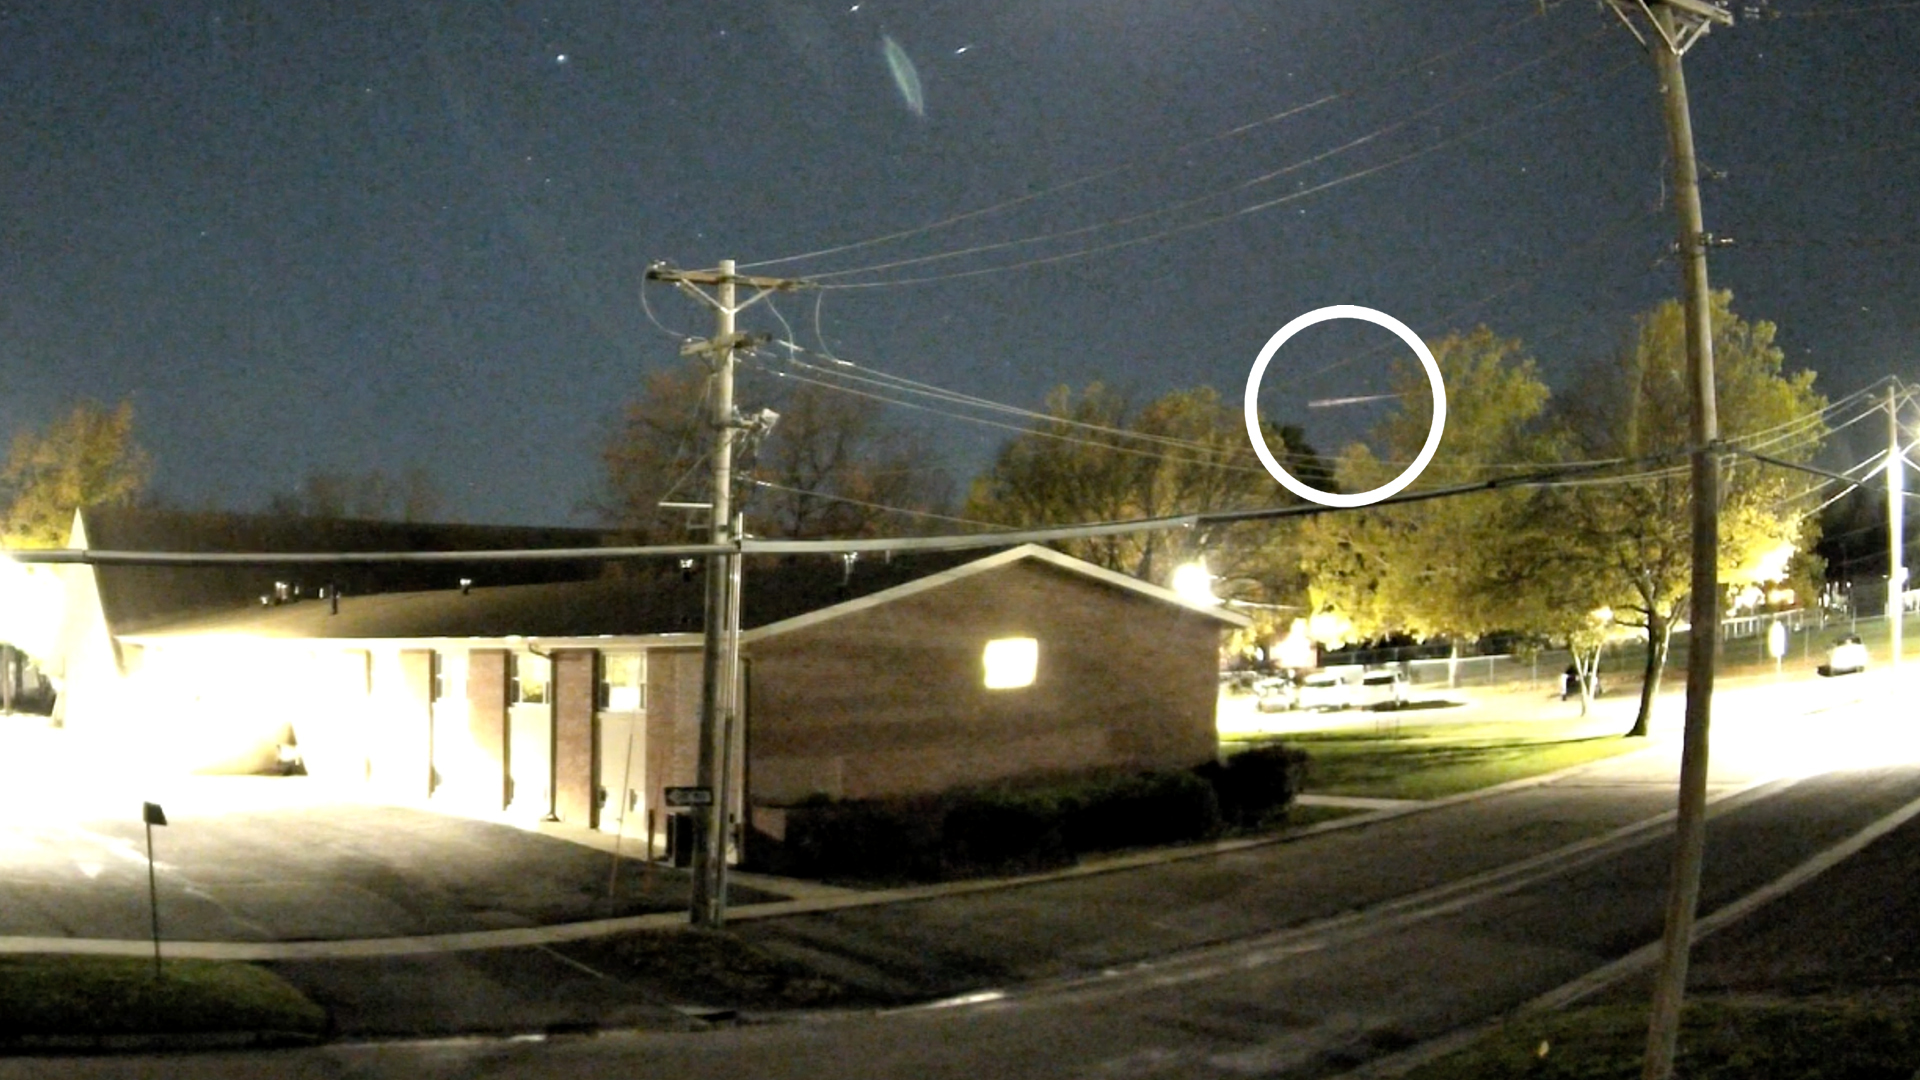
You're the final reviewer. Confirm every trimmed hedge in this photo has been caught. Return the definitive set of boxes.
[1197,743,1309,828]
[1059,769,1222,852]
[768,770,1190,881]
[764,755,1309,882]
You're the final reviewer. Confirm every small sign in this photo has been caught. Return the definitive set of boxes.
[1768,621,1788,660]
[664,786,714,807]
[142,802,167,827]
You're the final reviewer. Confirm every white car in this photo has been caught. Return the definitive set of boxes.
[1355,668,1409,710]
[1294,670,1352,711]
[1823,636,1869,676]
[1252,675,1297,713]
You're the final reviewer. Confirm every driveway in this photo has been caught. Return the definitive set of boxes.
[0,778,781,943]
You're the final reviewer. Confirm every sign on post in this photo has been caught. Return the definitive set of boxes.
[141,802,166,980]
[663,786,714,807]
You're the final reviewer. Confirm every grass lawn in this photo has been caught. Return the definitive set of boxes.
[0,955,327,1041]
[1239,716,1646,801]
[1276,802,1372,829]
[1403,994,1920,1079]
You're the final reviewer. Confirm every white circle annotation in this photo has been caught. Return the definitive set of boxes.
[1242,304,1447,508]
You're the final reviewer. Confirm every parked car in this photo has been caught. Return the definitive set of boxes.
[1220,668,1263,693]
[1252,675,1297,713]
[1355,667,1409,710]
[1294,670,1352,711]
[1821,635,1869,676]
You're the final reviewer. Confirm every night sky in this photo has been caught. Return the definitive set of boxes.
[4,1,1915,527]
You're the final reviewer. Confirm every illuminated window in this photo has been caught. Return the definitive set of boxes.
[982,637,1038,690]
[598,652,646,711]
[509,652,550,705]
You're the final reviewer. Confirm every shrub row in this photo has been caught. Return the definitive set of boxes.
[1197,743,1310,828]
[761,744,1307,881]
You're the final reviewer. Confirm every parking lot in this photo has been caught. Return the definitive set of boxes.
[0,769,778,944]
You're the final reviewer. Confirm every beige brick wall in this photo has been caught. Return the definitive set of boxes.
[744,559,1221,803]
[552,648,597,827]
[645,647,705,824]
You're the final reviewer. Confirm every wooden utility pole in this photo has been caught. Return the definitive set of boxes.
[1891,385,1905,667]
[645,260,804,927]
[1600,3,1731,1077]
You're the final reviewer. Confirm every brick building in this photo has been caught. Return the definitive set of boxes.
[10,510,1246,855]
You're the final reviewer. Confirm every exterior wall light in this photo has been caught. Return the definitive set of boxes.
[982,637,1038,690]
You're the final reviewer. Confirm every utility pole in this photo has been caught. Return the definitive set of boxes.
[1891,385,1905,667]
[645,260,804,927]
[1600,3,1731,1078]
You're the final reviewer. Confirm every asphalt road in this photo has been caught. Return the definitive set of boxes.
[9,669,1920,1078]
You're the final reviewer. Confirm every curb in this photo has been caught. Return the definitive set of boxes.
[0,1029,323,1055]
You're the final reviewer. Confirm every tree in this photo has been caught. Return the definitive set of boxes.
[1,399,152,548]
[593,366,709,542]
[748,378,953,539]
[1297,328,1559,646]
[1552,292,1825,736]
[266,467,443,522]
[593,366,950,541]
[964,383,1326,605]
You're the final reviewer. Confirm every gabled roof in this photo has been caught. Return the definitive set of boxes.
[76,507,623,635]
[742,544,1249,641]
[121,543,1248,643]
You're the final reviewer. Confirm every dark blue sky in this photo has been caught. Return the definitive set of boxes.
[4,1,1915,526]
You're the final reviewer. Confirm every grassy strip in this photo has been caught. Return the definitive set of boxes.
[0,956,326,1040]
[1403,994,1920,1079]
[585,929,851,1008]
[1269,724,1641,801]
[1274,802,1371,830]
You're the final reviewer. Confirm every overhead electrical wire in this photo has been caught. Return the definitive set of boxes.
[639,273,695,342]
[813,56,1635,291]
[1294,198,1664,386]
[740,8,1577,272]
[746,479,1001,531]
[799,31,1609,286]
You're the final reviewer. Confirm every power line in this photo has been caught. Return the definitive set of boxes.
[1295,199,1663,385]
[802,31,1608,285]
[739,9,1577,272]
[747,479,1000,530]
[815,58,1637,290]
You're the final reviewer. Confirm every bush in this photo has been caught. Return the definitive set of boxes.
[1061,770,1221,852]
[1199,743,1309,828]
[939,789,1070,872]
[783,796,944,880]
[770,766,1225,881]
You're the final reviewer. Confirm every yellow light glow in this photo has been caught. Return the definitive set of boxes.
[1307,610,1354,647]
[0,555,69,659]
[1274,618,1318,670]
[1737,541,1797,585]
[982,637,1038,690]
[1171,561,1216,606]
